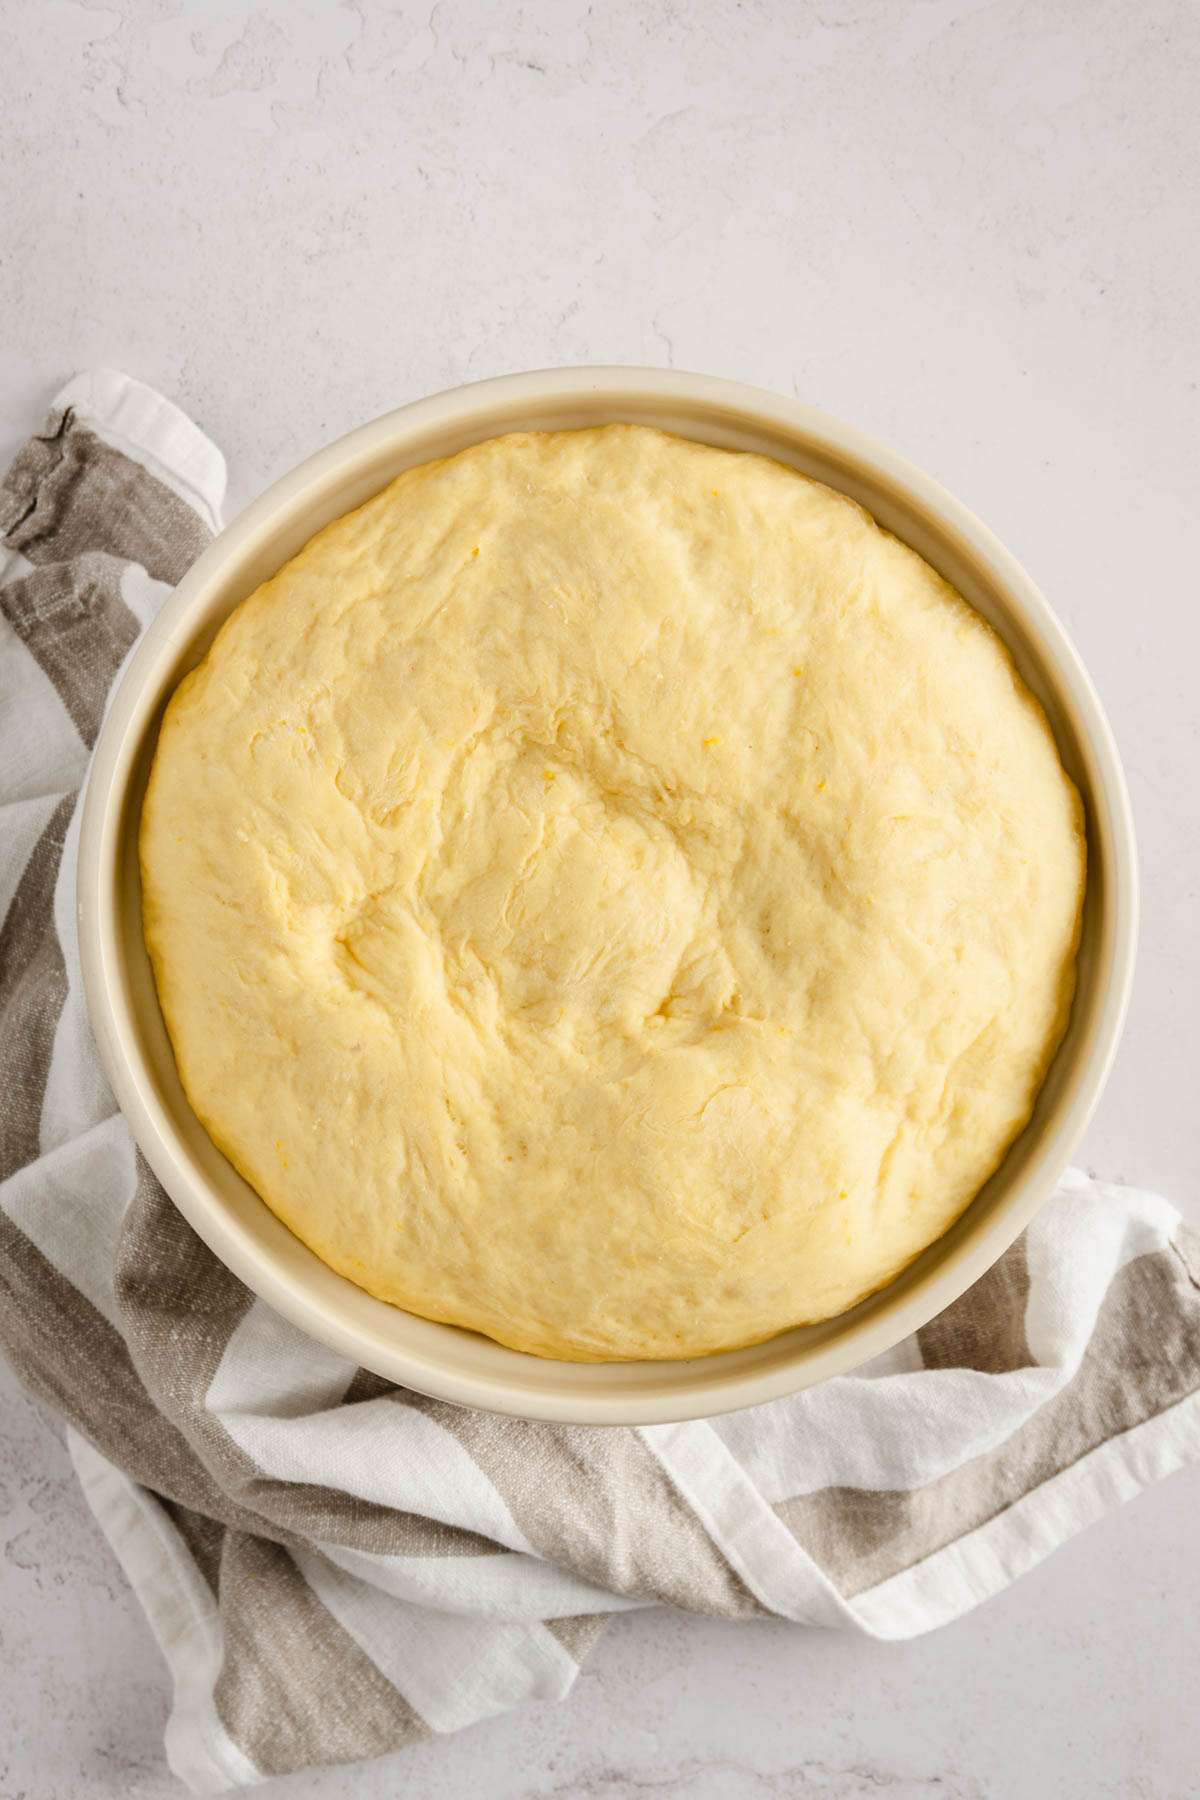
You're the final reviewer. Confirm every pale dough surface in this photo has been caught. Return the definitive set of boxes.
[141,426,1085,1360]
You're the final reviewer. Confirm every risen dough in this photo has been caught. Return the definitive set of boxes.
[141,426,1085,1360]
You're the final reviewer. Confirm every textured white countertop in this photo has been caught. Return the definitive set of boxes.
[2,3,1197,1796]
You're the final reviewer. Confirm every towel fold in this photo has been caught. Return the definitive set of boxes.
[2,371,1197,1794]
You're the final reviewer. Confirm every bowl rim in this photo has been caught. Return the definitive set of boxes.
[77,365,1139,1424]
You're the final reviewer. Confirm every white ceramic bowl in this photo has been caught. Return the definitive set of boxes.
[77,368,1137,1424]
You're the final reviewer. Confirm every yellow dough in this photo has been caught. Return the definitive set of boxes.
[141,426,1085,1361]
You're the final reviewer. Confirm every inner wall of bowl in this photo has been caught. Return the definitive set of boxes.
[112,387,1112,1407]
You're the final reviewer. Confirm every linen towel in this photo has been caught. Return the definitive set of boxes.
[2,371,1198,1794]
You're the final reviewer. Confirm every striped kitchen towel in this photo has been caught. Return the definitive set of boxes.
[2,371,1198,1794]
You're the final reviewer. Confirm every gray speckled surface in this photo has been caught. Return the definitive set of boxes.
[2,2,1198,1794]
